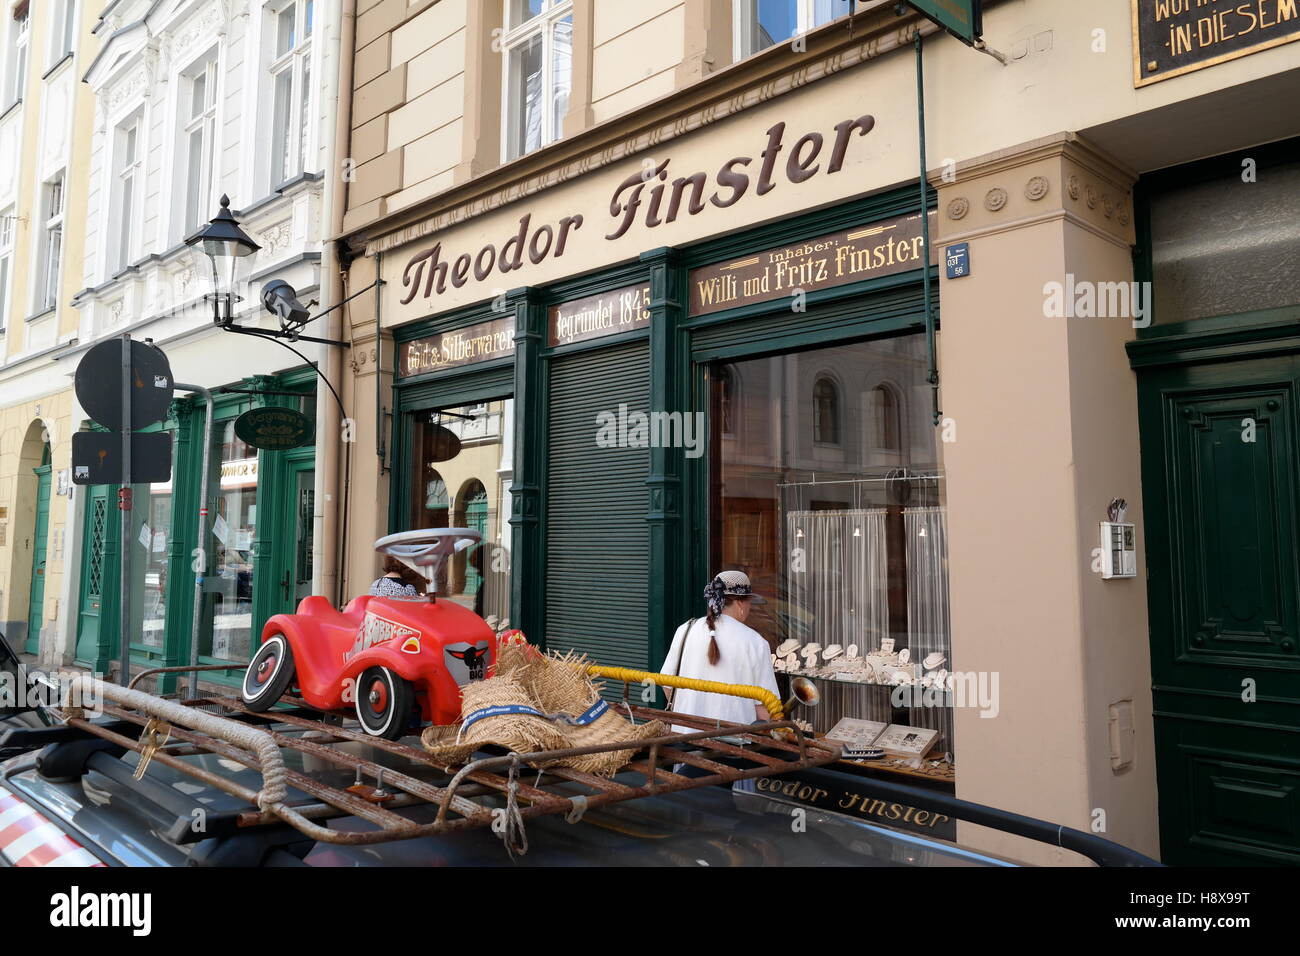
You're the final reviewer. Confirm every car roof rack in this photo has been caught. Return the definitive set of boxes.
[51,675,841,853]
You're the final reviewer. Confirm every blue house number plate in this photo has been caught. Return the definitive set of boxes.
[945,242,970,279]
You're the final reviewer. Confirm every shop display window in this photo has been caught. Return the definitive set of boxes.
[408,399,514,630]
[138,472,174,649]
[710,334,955,771]
[204,419,259,662]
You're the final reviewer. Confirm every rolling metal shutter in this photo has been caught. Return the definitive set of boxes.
[544,340,651,674]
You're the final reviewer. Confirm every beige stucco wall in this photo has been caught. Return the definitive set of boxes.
[343,0,1300,245]
[936,135,1158,864]
[0,0,101,662]
[591,0,686,122]
[0,391,75,662]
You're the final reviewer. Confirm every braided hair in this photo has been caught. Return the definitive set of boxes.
[702,577,733,666]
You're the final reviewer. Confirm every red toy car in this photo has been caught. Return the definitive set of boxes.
[241,529,496,739]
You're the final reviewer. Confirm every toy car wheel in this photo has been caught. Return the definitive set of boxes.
[355,667,415,740]
[242,635,295,711]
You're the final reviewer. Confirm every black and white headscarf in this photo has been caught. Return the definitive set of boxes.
[704,575,752,616]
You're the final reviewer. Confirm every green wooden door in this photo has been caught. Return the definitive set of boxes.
[464,487,488,597]
[258,449,316,620]
[26,463,51,654]
[1138,349,1300,865]
[75,485,113,669]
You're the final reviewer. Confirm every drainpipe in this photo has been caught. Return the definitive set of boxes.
[315,0,357,607]
[174,383,214,699]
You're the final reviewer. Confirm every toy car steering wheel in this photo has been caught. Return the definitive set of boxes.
[374,528,482,596]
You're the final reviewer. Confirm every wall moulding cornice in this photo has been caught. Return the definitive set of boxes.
[933,132,1137,246]
[930,132,1138,196]
[939,207,1135,253]
[353,2,952,256]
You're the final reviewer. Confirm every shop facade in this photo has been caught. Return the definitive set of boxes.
[66,368,319,686]
[337,0,1300,864]
[44,0,343,687]
[0,0,100,661]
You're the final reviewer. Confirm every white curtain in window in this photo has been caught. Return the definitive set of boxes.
[903,506,950,663]
[904,505,953,752]
[785,509,888,651]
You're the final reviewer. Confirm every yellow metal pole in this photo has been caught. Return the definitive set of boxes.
[585,665,784,720]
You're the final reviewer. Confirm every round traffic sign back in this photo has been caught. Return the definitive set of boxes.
[74,338,175,431]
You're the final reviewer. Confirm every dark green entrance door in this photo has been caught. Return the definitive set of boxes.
[1136,344,1300,866]
[26,460,51,654]
[262,449,316,617]
[75,484,112,669]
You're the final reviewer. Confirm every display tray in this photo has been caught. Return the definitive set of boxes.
[830,747,956,785]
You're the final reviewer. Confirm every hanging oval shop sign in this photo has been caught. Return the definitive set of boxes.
[234,407,314,451]
[422,422,462,463]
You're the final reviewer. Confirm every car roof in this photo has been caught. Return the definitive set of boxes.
[3,728,1011,867]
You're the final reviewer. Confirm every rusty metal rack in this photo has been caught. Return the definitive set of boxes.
[52,677,841,851]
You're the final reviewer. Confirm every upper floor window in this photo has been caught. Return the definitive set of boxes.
[37,173,65,313]
[0,206,14,331]
[180,56,218,239]
[813,375,839,444]
[5,3,30,106]
[502,0,572,162]
[268,0,314,188]
[48,0,76,66]
[733,0,853,60]
[112,119,140,274]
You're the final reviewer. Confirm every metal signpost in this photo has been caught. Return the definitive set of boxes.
[73,335,175,685]
[894,1,993,424]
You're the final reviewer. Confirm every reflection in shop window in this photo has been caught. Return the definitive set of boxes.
[869,383,900,451]
[502,0,573,161]
[711,334,954,762]
[139,468,174,650]
[733,0,854,60]
[204,419,258,662]
[813,376,839,444]
[409,400,514,631]
[716,365,737,438]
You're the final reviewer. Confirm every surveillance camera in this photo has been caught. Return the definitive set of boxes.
[260,279,310,329]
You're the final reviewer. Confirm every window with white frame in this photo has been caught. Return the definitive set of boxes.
[5,3,30,106]
[501,0,572,163]
[268,0,314,188]
[37,172,64,313]
[111,118,141,275]
[48,0,76,66]
[733,0,854,60]
[180,55,218,238]
[0,206,14,331]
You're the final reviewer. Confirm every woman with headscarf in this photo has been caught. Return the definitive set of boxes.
[659,570,779,734]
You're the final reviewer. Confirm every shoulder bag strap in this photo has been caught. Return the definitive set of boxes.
[666,618,697,711]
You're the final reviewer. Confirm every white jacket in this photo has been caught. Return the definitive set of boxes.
[660,614,779,734]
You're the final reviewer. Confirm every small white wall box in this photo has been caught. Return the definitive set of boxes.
[1100,522,1137,578]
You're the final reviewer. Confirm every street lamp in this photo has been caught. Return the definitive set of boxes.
[185,194,261,327]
